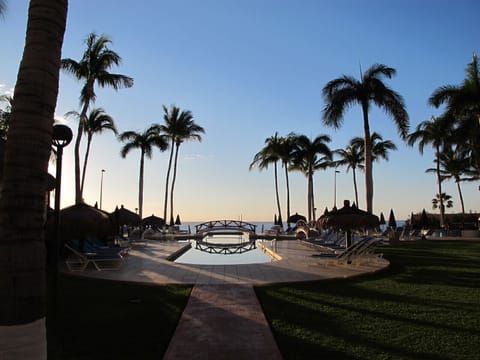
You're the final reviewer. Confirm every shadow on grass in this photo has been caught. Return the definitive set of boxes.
[47,274,192,360]
[256,240,480,360]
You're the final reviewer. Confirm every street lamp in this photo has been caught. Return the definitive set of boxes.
[334,170,340,208]
[50,124,72,326]
[99,169,105,209]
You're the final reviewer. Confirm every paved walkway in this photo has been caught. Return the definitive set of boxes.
[66,239,388,359]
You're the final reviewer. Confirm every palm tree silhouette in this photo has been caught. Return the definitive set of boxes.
[66,108,117,196]
[0,0,68,355]
[322,63,409,214]
[290,134,332,223]
[429,54,480,173]
[334,140,364,207]
[119,125,168,220]
[432,193,453,211]
[250,132,284,225]
[160,105,204,225]
[408,116,453,228]
[277,134,296,225]
[61,33,133,203]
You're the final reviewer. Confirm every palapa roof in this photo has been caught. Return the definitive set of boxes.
[317,200,379,231]
[111,205,141,226]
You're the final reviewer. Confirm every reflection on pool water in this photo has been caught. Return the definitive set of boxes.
[174,233,272,265]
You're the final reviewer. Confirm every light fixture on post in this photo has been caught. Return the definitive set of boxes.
[50,123,72,326]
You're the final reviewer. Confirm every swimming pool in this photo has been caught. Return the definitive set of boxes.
[174,233,273,265]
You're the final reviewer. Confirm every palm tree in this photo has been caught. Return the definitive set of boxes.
[334,140,364,207]
[407,116,452,228]
[61,33,133,204]
[322,63,409,214]
[432,193,453,211]
[0,0,67,357]
[167,109,204,225]
[66,108,117,196]
[119,125,168,220]
[290,134,333,223]
[433,146,471,216]
[277,134,296,225]
[160,105,204,225]
[250,132,284,225]
[0,94,13,139]
[429,54,480,173]
[0,0,6,16]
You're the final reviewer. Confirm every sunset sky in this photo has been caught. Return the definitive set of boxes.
[1,0,479,221]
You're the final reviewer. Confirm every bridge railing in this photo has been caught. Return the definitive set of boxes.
[195,220,256,234]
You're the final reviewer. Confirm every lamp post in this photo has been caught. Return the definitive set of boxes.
[99,169,105,209]
[50,124,72,329]
[334,170,340,208]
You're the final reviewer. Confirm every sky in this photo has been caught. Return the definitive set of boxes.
[1,0,479,222]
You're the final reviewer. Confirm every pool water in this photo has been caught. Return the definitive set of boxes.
[174,233,272,265]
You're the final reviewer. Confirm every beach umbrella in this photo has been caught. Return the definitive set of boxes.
[274,214,278,225]
[142,214,165,229]
[388,209,397,229]
[318,200,379,247]
[287,212,307,224]
[47,202,115,248]
[111,205,141,228]
[175,214,181,225]
[379,212,386,225]
[277,214,283,228]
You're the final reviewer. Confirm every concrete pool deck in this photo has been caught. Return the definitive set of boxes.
[65,239,388,360]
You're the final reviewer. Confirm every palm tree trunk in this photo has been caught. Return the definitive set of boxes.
[74,106,86,203]
[163,138,175,225]
[310,171,316,222]
[80,134,92,195]
[138,151,145,221]
[0,1,67,358]
[362,103,373,213]
[456,178,465,215]
[352,167,359,207]
[307,168,313,223]
[169,143,180,226]
[284,163,291,224]
[274,161,282,226]
[435,145,445,228]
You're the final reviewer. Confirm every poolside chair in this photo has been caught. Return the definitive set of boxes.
[312,237,382,265]
[64,240,124,271]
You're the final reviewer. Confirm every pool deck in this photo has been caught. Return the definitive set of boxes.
[64,239,388,360]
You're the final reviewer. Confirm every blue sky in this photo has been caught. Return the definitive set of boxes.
[1,0,479,221]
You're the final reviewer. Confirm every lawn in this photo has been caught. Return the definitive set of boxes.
[48,275,192,359]
[255,240,480,360]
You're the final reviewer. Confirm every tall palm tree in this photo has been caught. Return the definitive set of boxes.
[61,33,133,204]
[160,105,204,225]
[407,116,452,228]
[429,54,480,173]
[333,140,364,207]
[0,0,67,357]
[290,134,333,223]
[167,109,204,225]
[277,134,296,224]
[0,94,13,139]
[66,108,117,196]
[119,125,168,220]
[250,132,284,225]
[322,63,409,214]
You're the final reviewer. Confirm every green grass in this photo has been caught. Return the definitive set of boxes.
[48,275,192,359]
[255,240,480,360]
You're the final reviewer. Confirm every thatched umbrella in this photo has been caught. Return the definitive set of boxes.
[112,205,141,227]
[47,202,115,248]
[287,212,307,224]
[388,209,397,229]
[142,214,165,229]
[318,200,379,248]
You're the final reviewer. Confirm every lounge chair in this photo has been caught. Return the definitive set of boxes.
[64,240,124,271]
[312,237,382,265]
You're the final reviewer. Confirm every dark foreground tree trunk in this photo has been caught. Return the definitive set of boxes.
[0,1,68,358]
